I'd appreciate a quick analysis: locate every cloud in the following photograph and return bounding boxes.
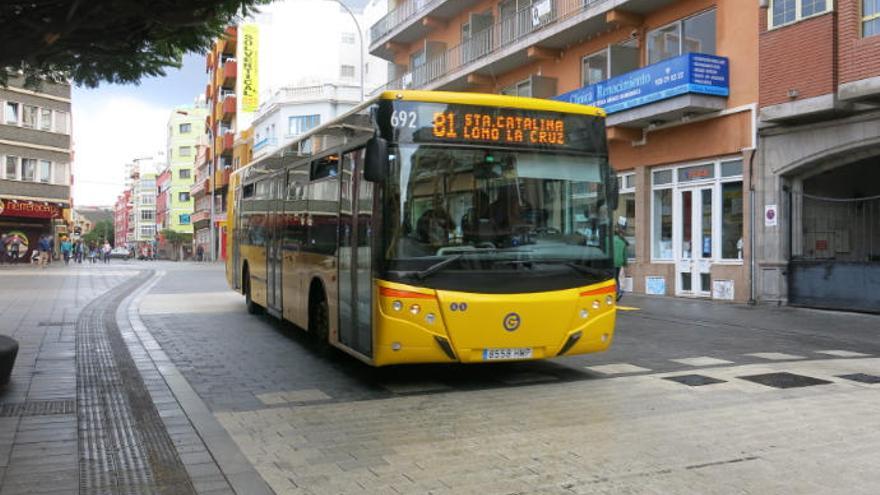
[72,95,171,206]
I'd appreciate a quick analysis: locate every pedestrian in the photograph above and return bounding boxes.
[101,241,111,264]
[38,235,51,268]
[60,237,73,265]
[613,224,629,301]
[75,240,84,263]
[196,244,204,262]
[88,243,98,264]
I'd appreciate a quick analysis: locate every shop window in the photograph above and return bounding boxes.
[653,169,673,185]
[677,163,715,183]
[721,181,744,260]
[863,0,880,37]
[770,0,828,29]
[616,173,636,259]
[21,158,36,181]
[647,9,716,64]
[652,188,673,259]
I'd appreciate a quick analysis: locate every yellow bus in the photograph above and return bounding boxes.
[226,90,619,366]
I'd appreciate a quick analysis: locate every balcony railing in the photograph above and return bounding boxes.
[370,0,435,45]
[373,0,609,94]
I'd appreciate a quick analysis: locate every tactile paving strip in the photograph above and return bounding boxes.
[76,271,196,495]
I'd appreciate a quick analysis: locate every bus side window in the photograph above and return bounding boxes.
[311,154,339,181]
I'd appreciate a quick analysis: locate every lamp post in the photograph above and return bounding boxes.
[330,0,365,101]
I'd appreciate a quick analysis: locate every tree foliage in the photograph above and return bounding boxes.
[1,0,270,87]
[82,220,114,245]
[161,229,192,245]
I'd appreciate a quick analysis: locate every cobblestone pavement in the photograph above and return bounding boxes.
[138,262,880,494]
[2,261,880,494]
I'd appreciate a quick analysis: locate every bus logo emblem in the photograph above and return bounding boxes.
[503,313,521,332]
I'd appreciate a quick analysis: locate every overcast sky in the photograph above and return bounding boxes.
[72,53,205,206]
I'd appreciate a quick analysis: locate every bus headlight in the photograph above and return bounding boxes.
[580,309,589,319]
[410,304,421,315]
[606,295,614,306]
[592,300,600,310]
[392,300,403,312]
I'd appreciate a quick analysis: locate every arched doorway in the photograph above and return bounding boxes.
[787,155,880,312]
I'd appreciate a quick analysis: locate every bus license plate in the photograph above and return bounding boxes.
[483,347,533,361]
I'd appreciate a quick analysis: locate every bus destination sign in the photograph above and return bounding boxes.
[431,111,566,146]
[382,101,605,153]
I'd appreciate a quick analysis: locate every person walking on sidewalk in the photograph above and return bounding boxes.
[613,224,629,301]
[60,237,73,265]
[37,235,51,268]
[101,241,112,264]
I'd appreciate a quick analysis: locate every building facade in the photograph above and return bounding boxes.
[0,75,72,261]
[113,189,132,248]
[190,137,212,258]
[165,104,207,234]
[369,0,757,301]
[755,0,880,312]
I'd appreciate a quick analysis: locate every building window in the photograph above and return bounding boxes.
[179,169,191,179]
[616,173,636,260]
[721,181,744,260]
[179,146,192,157]
[179,123,192,134]
[39,108,52,131]
[5,102,19,125]
[582,50,608,86]
[141,210,155,221]
[501,78,532,97]
[21,105,38,128]
[652,188,673,260]
[342,32,356,44]
[178,192,190,202]
[288,114,320,136]
[141,194,155,205]
[864,1,880,37]
[647,9,716,64]
[4,156,18,180]
[179,214,191,225]
[53,162,67,185]
[21,158,36,182]
[340,64,355,79]
[140,225,155,237]
[38,160,51,183]
[770,0,828,29]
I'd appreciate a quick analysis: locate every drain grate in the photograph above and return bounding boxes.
[663,374,726,387]
[738,372,832,389]
[837,373,880,384]
[0,399,75,417]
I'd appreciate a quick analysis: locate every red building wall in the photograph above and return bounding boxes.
[838,0,880,85]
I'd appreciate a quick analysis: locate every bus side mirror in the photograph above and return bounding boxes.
[607,175,619,211]
[364,137,388,182]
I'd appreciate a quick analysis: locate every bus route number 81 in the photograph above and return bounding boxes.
[390,110,417,129]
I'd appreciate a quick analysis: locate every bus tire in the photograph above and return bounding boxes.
[309,292,330,351]
[244,266,261,315]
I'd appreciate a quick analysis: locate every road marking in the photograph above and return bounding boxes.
[671,356,734,367]
[814,350,871,358]
[745,352,805,361]
[256,389,331,405]
[617,306,640,311]
[586,363,651,375]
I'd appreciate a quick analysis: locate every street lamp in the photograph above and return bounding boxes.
[330,0,365,101]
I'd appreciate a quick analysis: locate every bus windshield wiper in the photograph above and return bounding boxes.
[412,254,463,280]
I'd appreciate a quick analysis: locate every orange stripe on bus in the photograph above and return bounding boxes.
[379,287,436,299]
[579,285,616,297]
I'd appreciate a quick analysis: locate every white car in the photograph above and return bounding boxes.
[109,247,131,259]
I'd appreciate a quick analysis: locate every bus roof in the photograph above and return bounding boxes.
[375,90,605,118]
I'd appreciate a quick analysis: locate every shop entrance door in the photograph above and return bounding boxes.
[675,187,713,297]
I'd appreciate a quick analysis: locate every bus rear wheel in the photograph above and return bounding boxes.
[309,296,330,351]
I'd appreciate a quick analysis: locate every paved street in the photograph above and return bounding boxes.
[1,261,879,494]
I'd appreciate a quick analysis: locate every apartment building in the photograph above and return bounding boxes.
[113,189,132,248]
[369,0,758,301]
[0,75,72,261]
[164,104,207,234]
[754,0,880,312]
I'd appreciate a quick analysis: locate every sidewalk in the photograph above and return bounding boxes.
[0,264,263,495]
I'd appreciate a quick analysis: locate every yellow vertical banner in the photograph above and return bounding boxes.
[240,24,259,112]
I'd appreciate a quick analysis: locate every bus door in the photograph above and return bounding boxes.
[337,149,373,357]
[267,175,284,312]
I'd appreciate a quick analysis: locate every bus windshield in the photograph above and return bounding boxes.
[383,144,614,293]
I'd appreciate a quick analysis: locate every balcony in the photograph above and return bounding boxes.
[372,0,677,93]
[213,168,231,190]
[215,132,234,157]
[370,0,485,59]
[556,53,729,128]
[190,176,210,197]
[252,137,278,155]
[221,60,237,89]
[191,210,211,225]
[222,26,237,55]
[220,94,236,122]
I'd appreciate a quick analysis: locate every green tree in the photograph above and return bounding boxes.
[1,0,269,87]
[160,229,193,261]
[82,220,114,245]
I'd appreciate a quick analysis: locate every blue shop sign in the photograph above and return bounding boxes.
[554,53,729,114]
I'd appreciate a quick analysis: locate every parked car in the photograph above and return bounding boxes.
[109,247,131,259]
